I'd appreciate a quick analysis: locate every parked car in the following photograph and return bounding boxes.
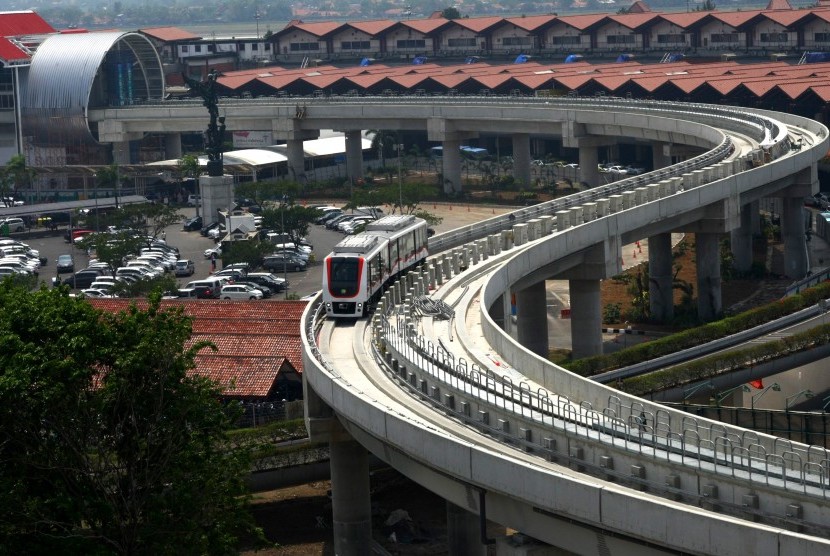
[182,215,203,231]
[245,272,288,293]
[0,217,25,233]
[204,246,222,259]
[174,259,195,276]
[79,288,114,298]
[62,269,105,289]
[262,254,307,272]
[187,194,201,207]
[56,254,74,273]
[200,221,220,236]
[220,284,263,300]
[162,288,200,300]
[232,280,273,298]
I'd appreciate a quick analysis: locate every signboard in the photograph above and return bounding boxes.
[232,131,273,148]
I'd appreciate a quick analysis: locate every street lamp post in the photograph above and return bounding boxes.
[281,195,288,299]
[751,383,781,410]
[396,143,404,212]
[683,381,714,404]
[785,389,814,411]
[715,384,751,406]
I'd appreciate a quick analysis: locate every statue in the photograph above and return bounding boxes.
[182,69,226,177]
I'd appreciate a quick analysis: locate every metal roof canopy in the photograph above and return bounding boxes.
[0,195,148,218]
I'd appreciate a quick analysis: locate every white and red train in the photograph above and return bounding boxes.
[323,214,429,318]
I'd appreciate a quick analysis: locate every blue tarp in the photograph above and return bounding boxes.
[359,58,372,67]
[668,53,685,62]
[564,54,583,63]
[804,52,830,63]
[514,54,529,64]
[413,56,428,65]
[616,54,633,62]
[465,56,480,64]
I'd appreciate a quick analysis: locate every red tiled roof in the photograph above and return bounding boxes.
[281,20,343,37]
[708,10,763,28]
[657,12,709,28]
[454,16,505,33]
[607,13,660,30]
[400,17,450,34]
[761,9,812,27]
[555,13,609,30]
[0,10,55,36]
[503,15,558,32]
[766,0,793,9]
[88,299,306,399]
[140,26,202,42]
[0,36,29,63]
[346,19,397,35]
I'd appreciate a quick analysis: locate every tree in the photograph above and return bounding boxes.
[177,154,202,215]
[96,163,124,208]
[442,6,461,19]
[693,0,716,11]
[1,154,35,201]
[76,230,148,277]
[234,179,300,211]
[0,287,259,554]
[259,202,317,244]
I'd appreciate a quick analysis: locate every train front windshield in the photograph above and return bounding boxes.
[328,257,361,297]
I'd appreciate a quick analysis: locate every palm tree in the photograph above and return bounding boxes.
[367,129,397,169]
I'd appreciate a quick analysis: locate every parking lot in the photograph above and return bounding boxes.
[13,202,514,299]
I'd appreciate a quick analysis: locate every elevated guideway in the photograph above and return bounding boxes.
[298,97,830,554]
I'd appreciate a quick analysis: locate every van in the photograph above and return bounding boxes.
[1,218,25,233]
[184,277,224,298]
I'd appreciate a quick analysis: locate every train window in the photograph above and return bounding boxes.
[328,257,361,296]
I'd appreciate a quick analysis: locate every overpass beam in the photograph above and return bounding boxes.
[330,433,372,555]
[648,233,674,323]
[731,203,755,274]
[446,502,487,556]
[345,130,364,183]
[570,279,602,359]
[165,133,182,160]
[515,280,549,358]
[512,133,531,189]
[782,195,808,279]
[696,232,722,322]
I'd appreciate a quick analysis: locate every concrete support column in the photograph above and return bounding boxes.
[652,141,671,170]
[515,280,549,358]
[749,199,761,236]
[569,279,602,359]
[165,133,182,160]
[112,141,131,165]
[443,138,462,194]
[446,502,486,556]
[345,130,364,183]
[512,133,531,189]
[287,138,306,183]
[330,437,372,555]
[578,146,599,187]
[695,232,722,322]
[782,196,808,279]
[730,203,754,274]
[648,233,674,323]
[489,293,506,330]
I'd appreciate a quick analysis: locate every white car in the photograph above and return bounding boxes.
[80,288,114,298]
[204,246,222,259]
[220,284,263,300]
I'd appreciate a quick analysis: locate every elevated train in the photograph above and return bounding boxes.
[322,215,429,318]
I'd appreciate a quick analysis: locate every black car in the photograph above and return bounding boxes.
[56,254,74,273]
[262,254,307,272]
[245,273,287,293]
[182,215,203,231]
[62,269,104,289]
[233,280,273,298]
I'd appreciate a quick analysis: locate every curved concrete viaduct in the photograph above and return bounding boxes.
[289,98,830,555]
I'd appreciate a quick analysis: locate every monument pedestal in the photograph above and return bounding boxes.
[200,174,234,226]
